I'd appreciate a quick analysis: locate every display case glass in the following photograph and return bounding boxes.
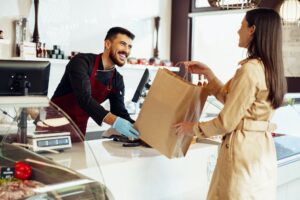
[272,93,300,165]
[0,96,112,199]
[200,93,300,163]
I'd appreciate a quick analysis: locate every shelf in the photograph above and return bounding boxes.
[123,64,179,72]
[0,57,179,71]
[0,57,69,65]
[0,96,49,107]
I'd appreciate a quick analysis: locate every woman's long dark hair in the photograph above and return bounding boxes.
[246,8,287,109]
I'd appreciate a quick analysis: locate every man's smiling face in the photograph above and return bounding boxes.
[107,33,133,66]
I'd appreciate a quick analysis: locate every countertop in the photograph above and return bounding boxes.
[45,139,219,200]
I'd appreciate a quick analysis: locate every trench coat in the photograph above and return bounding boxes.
[194,58,277,200]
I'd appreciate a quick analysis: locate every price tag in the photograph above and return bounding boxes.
[0,167,15,179]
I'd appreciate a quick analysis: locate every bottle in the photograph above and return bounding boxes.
[0,30,3,39]
[36,42,42,57]
[15,18,28,57]
[42,43,47,58]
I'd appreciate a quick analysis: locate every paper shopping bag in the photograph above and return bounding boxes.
[135,68,207,158]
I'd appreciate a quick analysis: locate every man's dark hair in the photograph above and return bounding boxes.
[105,27,135,41]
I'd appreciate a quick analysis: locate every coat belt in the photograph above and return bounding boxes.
[236,119,277,132]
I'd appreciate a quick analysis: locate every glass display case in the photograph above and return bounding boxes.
[271,93,300,165]
[0,96,113,200]
[200,94,300,163]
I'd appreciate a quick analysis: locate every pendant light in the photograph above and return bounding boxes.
[279,0,300,24]
[208,0,261,9]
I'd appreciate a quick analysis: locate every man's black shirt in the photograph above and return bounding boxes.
[52,53,133,125]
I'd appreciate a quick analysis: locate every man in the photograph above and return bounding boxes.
[51,27,139,139]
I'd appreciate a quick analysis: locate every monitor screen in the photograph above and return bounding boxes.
[132,68,150,103]
[287,77,300,93]
[0,60,50,96]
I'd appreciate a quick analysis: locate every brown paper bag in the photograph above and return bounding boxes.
[135,68,207,158]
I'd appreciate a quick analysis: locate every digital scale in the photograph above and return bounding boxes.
[27,131,72,152]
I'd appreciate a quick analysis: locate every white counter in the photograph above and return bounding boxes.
[46,139,219,200]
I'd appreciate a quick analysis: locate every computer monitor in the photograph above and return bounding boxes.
[0,60,51,96]
[0,60,50,143]
[132,68,150,103]
[287,77,300,93]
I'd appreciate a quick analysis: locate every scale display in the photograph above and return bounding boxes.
[27,132,72,152]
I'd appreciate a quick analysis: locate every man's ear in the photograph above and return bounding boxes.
[104,39,112,50]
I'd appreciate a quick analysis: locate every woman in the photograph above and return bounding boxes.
[175,8,286,200]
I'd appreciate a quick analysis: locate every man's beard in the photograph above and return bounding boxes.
[109,51,126,66]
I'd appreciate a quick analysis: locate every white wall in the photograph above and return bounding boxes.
[0,0,32,57]
[0,0,171,60]
[191,10,247,83]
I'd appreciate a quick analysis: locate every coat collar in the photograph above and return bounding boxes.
[238,57,262,66]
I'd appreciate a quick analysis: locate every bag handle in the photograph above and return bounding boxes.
[175,62,190,81]
[183,70,189,81]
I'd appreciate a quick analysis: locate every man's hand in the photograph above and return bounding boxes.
[103,112,117,125]
[112,117,139,140]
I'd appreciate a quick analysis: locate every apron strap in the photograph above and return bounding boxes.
[91,54,115,91]
[90,54,101,86]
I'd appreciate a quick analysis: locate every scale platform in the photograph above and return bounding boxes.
[27,131,72,152]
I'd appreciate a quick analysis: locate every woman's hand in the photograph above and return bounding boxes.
[174,122,195,137]
[181,61,216,82]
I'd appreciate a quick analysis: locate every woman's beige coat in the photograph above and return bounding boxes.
[194,59,277,200]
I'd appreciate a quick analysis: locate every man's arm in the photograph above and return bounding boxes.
[104,72,139,139]
[108,74,134,123]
